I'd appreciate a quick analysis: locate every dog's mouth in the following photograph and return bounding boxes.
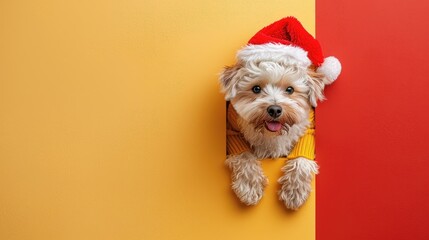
[264,121,283,132]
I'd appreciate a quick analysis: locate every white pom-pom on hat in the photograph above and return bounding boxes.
[317,56,342,85]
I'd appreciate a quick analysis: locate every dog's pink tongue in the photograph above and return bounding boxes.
[265,121,282,132]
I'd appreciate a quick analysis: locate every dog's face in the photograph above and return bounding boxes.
[221,60,326,135]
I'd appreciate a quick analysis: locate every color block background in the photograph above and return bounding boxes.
[4,1,427,239]
[316,0,429,239]
[0,1,316,240]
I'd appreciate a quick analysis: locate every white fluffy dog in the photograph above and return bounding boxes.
[219,17,341,210]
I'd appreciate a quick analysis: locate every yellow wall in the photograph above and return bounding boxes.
[0,1,315,239]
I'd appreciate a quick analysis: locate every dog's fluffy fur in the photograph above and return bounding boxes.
[220,58,331,210]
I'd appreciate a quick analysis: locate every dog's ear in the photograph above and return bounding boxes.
[219,63,241,101]
[306,68,327,107]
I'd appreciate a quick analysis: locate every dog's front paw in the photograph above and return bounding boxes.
[226,152,267,206]
[231,170,267,205]
[278,157,318,210]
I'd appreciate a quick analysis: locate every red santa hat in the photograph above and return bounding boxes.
[237,17,341,83]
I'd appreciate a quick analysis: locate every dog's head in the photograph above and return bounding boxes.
[220,57,332,135]
[220,17,341,136]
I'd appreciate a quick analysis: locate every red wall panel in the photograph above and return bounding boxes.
[316,0,429,239]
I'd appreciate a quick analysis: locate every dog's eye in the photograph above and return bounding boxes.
[252,85,262,94]
[285,86,294,95]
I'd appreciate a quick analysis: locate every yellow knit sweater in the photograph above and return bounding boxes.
[227,105,315,160]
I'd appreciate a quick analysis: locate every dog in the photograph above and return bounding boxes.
[219,17,341,210]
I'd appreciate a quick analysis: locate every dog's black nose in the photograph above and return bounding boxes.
[267,105,282,118]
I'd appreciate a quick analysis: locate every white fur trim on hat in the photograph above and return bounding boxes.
[237,43,311,68]
[317,56,341,85]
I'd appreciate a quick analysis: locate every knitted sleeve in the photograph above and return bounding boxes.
[287,109,316,160]
[226,104,251,155]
